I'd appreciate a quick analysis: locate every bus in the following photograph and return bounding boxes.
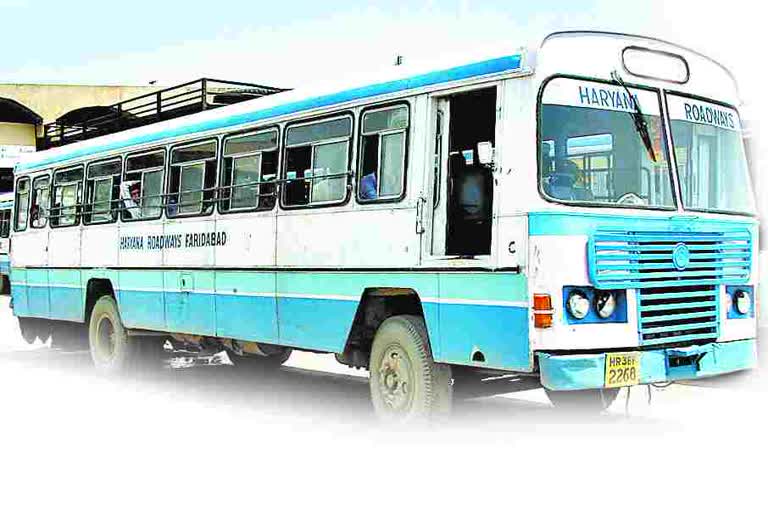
[0,193,11,294]
[8,31,760,420]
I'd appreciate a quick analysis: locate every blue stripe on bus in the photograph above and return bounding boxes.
[19,55,522,172]
[11,278,532,372]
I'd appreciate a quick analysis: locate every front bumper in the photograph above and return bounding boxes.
[538,339,757,391]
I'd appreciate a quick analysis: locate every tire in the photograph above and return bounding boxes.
[545,388,620,413]
[228,346,292,371]
[369,315,453,423]
[88,295,143,374]
[1,276,9,296]
[18,317,51,345]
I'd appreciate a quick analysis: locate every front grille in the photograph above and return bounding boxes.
[637,285,719,346]
[588,230,752,289]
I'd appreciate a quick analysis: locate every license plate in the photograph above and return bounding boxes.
[605,352,640,388]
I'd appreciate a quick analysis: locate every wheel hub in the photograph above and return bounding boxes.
[377,347,414,412]
[96,316,117,359]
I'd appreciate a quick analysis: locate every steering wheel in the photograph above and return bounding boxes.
[616,192,646,206]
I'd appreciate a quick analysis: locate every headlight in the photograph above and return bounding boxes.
[567,290,591,320]
[734,290,752,315]
[594,291,617,319]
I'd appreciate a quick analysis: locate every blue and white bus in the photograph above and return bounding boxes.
[9,31,760,420]
[0,193,11,294]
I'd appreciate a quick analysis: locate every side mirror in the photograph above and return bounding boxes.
[477,141,495,167]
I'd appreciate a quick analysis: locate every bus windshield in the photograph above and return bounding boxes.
[539,77,676,210]
[667,94,756,216]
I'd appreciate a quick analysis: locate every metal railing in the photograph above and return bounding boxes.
[42,79,290,149]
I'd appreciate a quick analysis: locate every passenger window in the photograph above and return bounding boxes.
[123,150,165,221]
[0,210,10,238]
[84,159,121,224]
[283,117,352,207]
[51,167,84,228]
[14,178,30,232]
[221,129,278,212]
[358,105,409,202]
[30,176,51,229]
[168,141,217,217]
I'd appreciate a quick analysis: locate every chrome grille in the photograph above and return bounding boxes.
[637,285,719,346]
[588,230,752,289]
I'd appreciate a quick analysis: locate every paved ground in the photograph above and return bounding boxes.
[0,295,765,511]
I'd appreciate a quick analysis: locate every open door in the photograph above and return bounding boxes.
[425,87,498,261]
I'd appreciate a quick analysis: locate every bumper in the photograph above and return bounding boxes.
[539,339,757,391]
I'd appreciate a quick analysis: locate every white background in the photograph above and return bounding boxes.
[1,1,767,510]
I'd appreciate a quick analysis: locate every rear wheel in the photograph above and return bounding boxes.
[369,315,452,423]
[18,317,51,345]
[88,295,155,374]
[545,388,620,413]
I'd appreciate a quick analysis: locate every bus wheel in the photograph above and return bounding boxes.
[369,315,452,422]
[545,388,620,413]
[228,346,292,371]
[88,295,139,374]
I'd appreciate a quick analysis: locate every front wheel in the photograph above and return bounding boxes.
[369,315,452,423]
[545,388,620,413]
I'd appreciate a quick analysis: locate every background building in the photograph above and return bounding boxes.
[0,83,160,192]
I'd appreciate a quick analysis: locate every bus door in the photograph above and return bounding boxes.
[14,174,52,317]
[424,87,498,262]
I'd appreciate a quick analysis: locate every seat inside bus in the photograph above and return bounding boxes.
[445,88,496,257]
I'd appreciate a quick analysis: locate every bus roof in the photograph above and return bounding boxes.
[16,52,526,173]
[15,30,741,175]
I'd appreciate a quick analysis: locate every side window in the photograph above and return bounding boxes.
[0,210,10,238]
[283,116,352,207]
[123,150,166,221]
[14,178,30,232]
[51,167,84,228]
[84,159,121,224]
[220,128,278,213]
[30,175,51,229]
[358,105,409,202]
[167,141,217,217]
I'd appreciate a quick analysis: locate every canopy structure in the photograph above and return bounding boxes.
[0,97,42,125]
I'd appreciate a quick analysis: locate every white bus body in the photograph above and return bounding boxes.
[8,31,760,414]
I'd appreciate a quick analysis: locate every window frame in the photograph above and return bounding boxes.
[30,173,51,230]
[663,90,756,218]
[280,112,355,210]
[166,138,219,219]
[536,74,678,213]
[356,102,411,205]
[50,165,85,229]
[13,176,31,233]
[84,156,122,226]
[121,147,168,223]
[0,209,10,238]
[219,126,280,215]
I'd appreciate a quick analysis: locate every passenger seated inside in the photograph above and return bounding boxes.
[544,159,592,202]
[360,172,377,200]
[120,181,142,219]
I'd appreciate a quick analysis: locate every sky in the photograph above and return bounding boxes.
[0,1,761,99]
[1,0,765,198]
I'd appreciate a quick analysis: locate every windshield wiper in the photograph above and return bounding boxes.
[611,71,657,163]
